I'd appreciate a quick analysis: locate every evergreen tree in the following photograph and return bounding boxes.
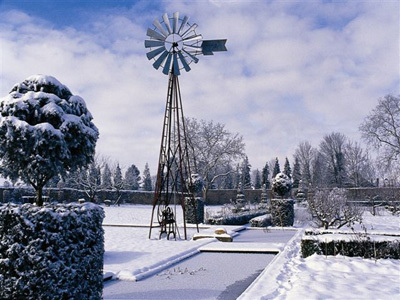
[292,157,301,189]
[142,163,153,191]
[124,164,140,190]
[235,163,241,189]
[241,156,252,189]
[312,152,324,188]
[254,169,262,189]
[102,163,112,190]
[272,157,280,178]
[0,75,98,206]
[113,164,123,189]
[284,157,292,178]
[262,162,270,188]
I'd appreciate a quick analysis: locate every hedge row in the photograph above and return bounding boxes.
[0,203,104,299]
[206,210,268,225]
[301,236,400,259]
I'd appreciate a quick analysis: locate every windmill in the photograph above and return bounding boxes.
[146,12,227,240]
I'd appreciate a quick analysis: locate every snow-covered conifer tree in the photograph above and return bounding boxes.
[142,163,152,191]
[241,156,252,189]
[283,157,291,178]
[292,157,301,189]
[254,169,262,189]
[272,157,281,178]
[102,163,112,190]
[0,75,98,205]
[262,162,270,188]
[124,164,140,190]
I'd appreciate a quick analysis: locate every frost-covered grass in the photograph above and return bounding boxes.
[103,204,400,299]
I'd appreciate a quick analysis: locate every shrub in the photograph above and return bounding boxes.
[270,199,294,226]
[307,188,362,229]
[0,203,104,299]
[272,173,292,198]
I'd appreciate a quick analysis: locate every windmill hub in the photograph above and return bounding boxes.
[165,34,183,52]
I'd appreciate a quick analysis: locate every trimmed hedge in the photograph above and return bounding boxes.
[301,236,400,259]
[250,214,272,227]
[270,199,294,227]
[206,210,267,225]
[0,203,104,299]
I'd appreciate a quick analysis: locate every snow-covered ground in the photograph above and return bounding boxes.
[103,204,400,299]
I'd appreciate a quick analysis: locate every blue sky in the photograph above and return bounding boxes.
[0,0,399,175]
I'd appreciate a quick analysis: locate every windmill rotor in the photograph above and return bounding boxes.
[145,12,227,75]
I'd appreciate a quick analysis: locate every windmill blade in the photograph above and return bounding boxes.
[153,50,169,69]
[183,44,202,51]
[147,28,166,41]
[153,19,168,37]
[173,53,181,76]
[163,53,173,75]
[181,23,198,38]
[173,12,179,33]
[182,49,199,63]
[145,40,164,48]
[162,13,172,34]
[182,34,203,43]
[178,15,189,34]
[178,51,191,72]
[146,46,166,60]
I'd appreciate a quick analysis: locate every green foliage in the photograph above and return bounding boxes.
[0,203,104,299]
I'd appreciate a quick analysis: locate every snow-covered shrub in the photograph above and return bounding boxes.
[307,188,363,229]
[250,214,272,227]
[185,197,204,224]
[301,235,400,259]
[206,210,267,225]
[270,199,294,226]
[0,75,99,206]
[272,173,292,198]
[0,203,104,299]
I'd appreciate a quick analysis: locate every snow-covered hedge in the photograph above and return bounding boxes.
[301,233,400,259]
[206,210,267,225]
[270,199,294,227]
[0,203,104,299]
[250,214,272,227]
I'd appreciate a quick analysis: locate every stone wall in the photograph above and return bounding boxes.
[1,187,399,206]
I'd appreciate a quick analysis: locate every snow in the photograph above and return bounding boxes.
[103,205,400,299]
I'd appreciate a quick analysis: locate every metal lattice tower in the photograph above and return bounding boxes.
[145,12,227,240]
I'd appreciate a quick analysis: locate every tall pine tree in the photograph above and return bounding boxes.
[292,156,301,189]
[254,169,262,189]
[102,163,112,190]
[124,164,140,190]
[262,162,270,188]
[142,163,152,191]
[283,157,291,178]
[272,157,280,178]
[241,156,252,189]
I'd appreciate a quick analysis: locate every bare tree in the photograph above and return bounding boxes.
[308,188,363,229]
[360,95,400,170]
[319,132,347,187]
[294,141,315,186]
[345,141,375,187]
[185,118,245,201]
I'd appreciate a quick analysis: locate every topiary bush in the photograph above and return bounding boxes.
[0,202,104,299]
[272,173,292,198]
[270,199,294,226]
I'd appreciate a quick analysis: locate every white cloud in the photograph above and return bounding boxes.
[0,1,399,175]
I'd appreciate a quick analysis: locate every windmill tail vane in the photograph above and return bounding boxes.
[145,12,227,76]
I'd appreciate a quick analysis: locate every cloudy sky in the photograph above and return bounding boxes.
[0,0,399,175]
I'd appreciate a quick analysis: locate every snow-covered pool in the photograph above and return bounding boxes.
[104,227,297,299]
[104,252,275,300]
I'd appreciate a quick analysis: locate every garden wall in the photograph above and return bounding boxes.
[1,187,399,206]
